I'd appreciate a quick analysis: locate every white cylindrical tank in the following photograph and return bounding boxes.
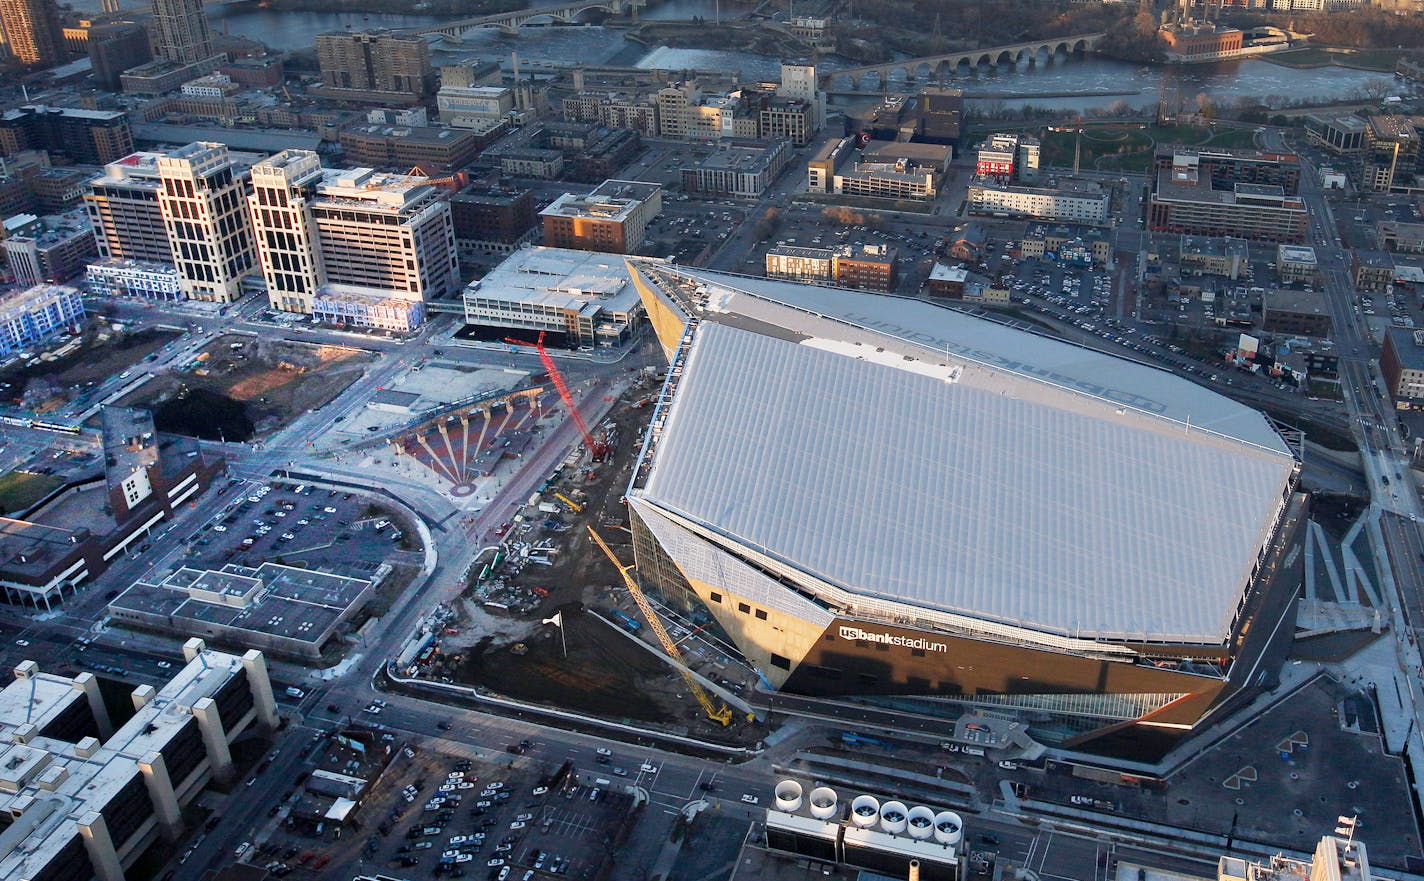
[933,811,963,846]
[850,794,880,826]
[808,786,838,820]
[907,806,935,840]
[774,780,803,812]
[880,800,908,835]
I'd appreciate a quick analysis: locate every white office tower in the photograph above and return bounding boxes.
[247,149,459,330]
[156,142,256,303]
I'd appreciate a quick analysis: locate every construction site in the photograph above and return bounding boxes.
[383,338,761,743]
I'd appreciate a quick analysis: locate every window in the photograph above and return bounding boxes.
[770,654,791,670]
[737,602,750,614]
[754,609,768,621]
[708,592,722,604]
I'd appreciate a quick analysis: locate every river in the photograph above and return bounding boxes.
[68,0,1394,111]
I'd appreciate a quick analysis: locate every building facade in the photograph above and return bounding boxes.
[85,259,185,301]
[1,211,95,285]
[87,22,152,92]
[449,182,538,259]
[681,139,792,198]
[151,0,213,64]
[248,149,458,320]
[967,183,1110,224]
[0,283,83,356]
[0,645,278,881]
[85,152,175,267]
[316,30,433,103]
[0,0,65,67]
[338,122,490,176]
[0,106,133,166]
[540,179,662,255]
[156,142,256,303]
[1382,325,1424,404]
[1262,289,1331,337]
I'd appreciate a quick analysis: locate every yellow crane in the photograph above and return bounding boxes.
[587,527,733,727]
[555,492,583,513]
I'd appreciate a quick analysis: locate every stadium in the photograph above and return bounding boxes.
[624,263,1307,757]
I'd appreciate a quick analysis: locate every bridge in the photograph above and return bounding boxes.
[407,0,648,38]
[822,33,1107,91]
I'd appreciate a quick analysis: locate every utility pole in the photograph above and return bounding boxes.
[1073,129,1082,175]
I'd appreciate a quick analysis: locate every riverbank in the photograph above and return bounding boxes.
[1261,46,1417,72]
[265,0,514,14]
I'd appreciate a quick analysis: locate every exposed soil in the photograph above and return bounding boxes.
[117,334,373,439]
[0,327,179,409]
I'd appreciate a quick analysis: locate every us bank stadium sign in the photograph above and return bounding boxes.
[839,626,948,653]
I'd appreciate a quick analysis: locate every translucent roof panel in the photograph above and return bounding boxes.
[639,319,1297,645]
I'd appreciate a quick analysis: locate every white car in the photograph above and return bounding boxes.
[213,524,227,532]
[532,786,548,796]
[509,821,526,830]
[156,661,172,669]
[596,747,612,757]
[640,763,657,774]
[741,794,759,805]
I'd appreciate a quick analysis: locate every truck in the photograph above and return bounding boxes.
[609,610,641,633]
[537,502,561,514]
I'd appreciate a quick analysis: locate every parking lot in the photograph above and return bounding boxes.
[314,742,635,881]
[186,480,417,575]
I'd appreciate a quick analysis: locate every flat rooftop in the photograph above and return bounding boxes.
[465,247,649,316]
[693,141,786,173]
[1387,324,1424,371]
[628,265,1297,645]
[1264,288,1328,316]
[112,562,374,646]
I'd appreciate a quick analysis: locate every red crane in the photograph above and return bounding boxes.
[506,332,609,460]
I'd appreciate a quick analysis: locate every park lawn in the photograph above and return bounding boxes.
[1268,47,1412,71]
[0,470,63,515]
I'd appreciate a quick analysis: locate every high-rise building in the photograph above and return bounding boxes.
[0,0,64,68]
[248,149,458,324]
[315,30,433,102]
[156,142,255,303]
[1364,115,1421,193]
[87,22,152,91]
[151,0,213,65]
[84,151,175,266]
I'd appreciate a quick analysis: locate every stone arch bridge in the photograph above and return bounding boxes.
[824,33,1107,91]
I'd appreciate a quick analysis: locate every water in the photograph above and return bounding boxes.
[67,0,1390,111]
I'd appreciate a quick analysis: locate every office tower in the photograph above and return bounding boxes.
[88,22,152,91]
[248,149,458,326]
[917,87,964,147]
[0,0,64,67]
[315,30,433,102]
[151,0,213,64]
[85,151,176,265]
[155,142,255,303]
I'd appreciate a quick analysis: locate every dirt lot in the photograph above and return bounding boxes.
[0,326,179,410]
[443,371,757,742]
[117,334,373,440]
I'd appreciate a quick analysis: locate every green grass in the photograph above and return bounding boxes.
[1039,124,1254,173]
[0,471,63,515]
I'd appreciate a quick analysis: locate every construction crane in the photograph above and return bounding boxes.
[586,526,733,727]
[506,333,610,460]
[555,492,583,513]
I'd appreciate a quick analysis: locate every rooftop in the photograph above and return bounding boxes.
[101,406,159,491]
[692,140,788,173]
[341,123,475,145]
[112,562,375,646]
[628,265,1297,645]
[1180,234,1250,257]
[1277,244,1318,264]
[540,180,660,223]
[862,140,953,166]
[1263,288,1328,316]
[1386,325,1424,371]
[465,247,652,317]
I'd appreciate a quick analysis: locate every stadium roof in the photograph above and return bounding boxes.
[628,265,1297,645]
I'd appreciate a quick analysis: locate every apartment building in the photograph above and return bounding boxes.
[87,22,152,91]
[0,0,65,67]
[541,179,662,255]
[0,105,133,165]
[1378,220,1424,254]
[1276,244,1319,284]
[764,242,898,291]
[156,142,256,303]
[85,152,175,266]
[1020,223,1113,267]
[151,0,214,64]
[1354,250,1396,292]
[967,182,1110,224]
[248,149,458,326]
[1179,235,1250,279]
[0,283,83,356]
[681,139,792,197]
[765,245,834,283]
[0,645,277,881]
[1,211,96,285]
[562,90,659,137]
[1262,289,1330,337]
[315,30,434,103]
[85,259,185,300]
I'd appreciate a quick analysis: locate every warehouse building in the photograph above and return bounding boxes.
[625,263,1305,756]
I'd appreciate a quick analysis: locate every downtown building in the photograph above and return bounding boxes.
[315,29,434,104]
[1149,149,1307,244]
[967,181,1109,224]
[540,179,662,255]
[248,149,458,330]
[625,264,1305,757]
[0,0,64,67]
[0,106,133,166]
[0,643,278,881]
